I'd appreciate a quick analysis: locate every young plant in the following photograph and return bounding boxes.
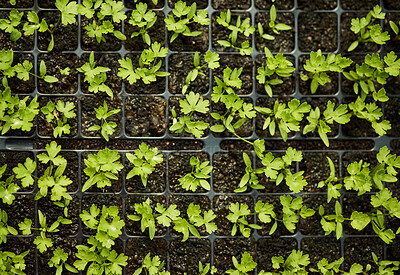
[41,100,76,138]
[0,164,19,205]
[178,156,212,192]
[348,5,390,51]
[389,19,400,41]
[0,86,39,135]
[118,41,169,85]
[35,141,73,202]
[133,252,170,275]
[164,1,209,43]
[319,201,345,240]
[343,52,400,100]
[48,247,78,275]
[170,91,210,138]
[76,204,127,274]
[256,47,295,97]
[126,143,163,187]
[197,262,217,275]
[0,209,18,244]
[0,0,79,51]
[303,101,351,147]
[210,67,257,138]
[88,101,121,142]
[78,0,127,43]
[19,210,68,253]
[128,2,157,46]
[348,97,391,136]
[234,152,264,193]
[181,51,220,95]
[0,250,29,274]
[225,252,257,275]
[257,4,291,41]
[300,50,353,94]
[216,10,255,55]
[255,98,311,141]
[267,250,310,275]
[77,51,113,98]
[82,148,124,192]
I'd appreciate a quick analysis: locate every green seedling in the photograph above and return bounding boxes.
[216,10,255,55]
[41,100,76,138]
[226,252,257,275]
[165,0,209,43]
[133,253,170,275]
[128,2,157,45]
[257,4,291,41]
[48,247,78,275]
[178,156,212,192]
[88,101,121,142]
[0,250,29,274]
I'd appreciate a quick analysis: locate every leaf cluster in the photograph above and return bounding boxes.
[216,10,255,55]
[83,148,124,192]
[256,47,295,97]
[134,252,170,275]
[126,142,163,187]
[257,4,291,41]
[0,250,29,275]
[88,101,121,142]
[41,100,76,138]
[178,156,212,192]
[164,0,209,43]
[128,2,157,45]
[118,41,169,85]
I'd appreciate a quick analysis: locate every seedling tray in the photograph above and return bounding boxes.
[1,0,400,274]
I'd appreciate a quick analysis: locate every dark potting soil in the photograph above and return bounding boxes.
[124,11,166,52]
[2,194,34,229]
[298,0,337,10]
[80,53,122,98]
[255,0,293,10]
[124,152,166,193]
[341,0,379,10]
[124,195,166,237]
[384,13,400,53]
[299,194,334,236]
[81,151,123,193]
[212,0,250,10]
[255,55,295,96]
[0,151,34,192]
[81,18,122,51]
[125,96,167,137]
[387,237,400,261]
[37,96,78,138]
[169,239,211,274]
[81,95,123,139]
[256,237,297,271]
[212,152,247,193]
[37,0,56,8]
[300,152,339,192]
[123,53,166,94]
[343,237,384,272]
[169,0,208,9]
[212,12,252,54]
[299,55,339,95]
[384,0,400,10]
[385,75,400,95]
[255,12,295,53]
[301,237,341,266]
[385,97,400,137]
[168,53,209,95]
[168,21,208,52]
[212,195,253,236]
[0,12,34,51]
[298,12,338,52]
[37,53,79,95]
[169,195,211,237]
[214,238,256,273]
[125,238,168,274]
[341,12,379,53]
[3,0,33,7]
[168,152,209,193]
[37,10,78,52]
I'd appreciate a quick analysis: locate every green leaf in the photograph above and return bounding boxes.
[350,211,371,231]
